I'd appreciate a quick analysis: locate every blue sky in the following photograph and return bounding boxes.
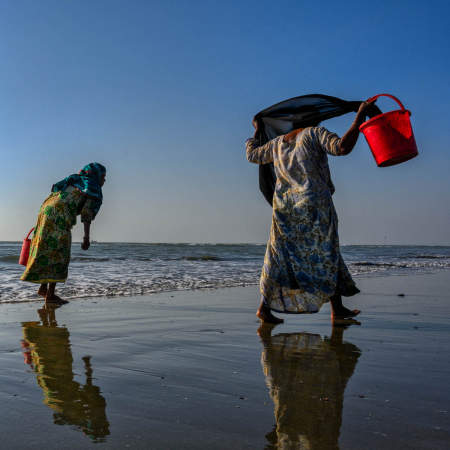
[1,0,449,244]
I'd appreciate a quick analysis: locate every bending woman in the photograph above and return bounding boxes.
[246,101,374,323]
[21,163,106,304]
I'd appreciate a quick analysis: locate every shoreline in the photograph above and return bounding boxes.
[0,271,449,449]
[3,243,449,304]
[2,267,450,305]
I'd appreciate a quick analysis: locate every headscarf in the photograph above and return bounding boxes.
[253,94,381,205]
[52,163,106,217]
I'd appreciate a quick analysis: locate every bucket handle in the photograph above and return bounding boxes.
[367,93,406,111]
[25,227,35,240]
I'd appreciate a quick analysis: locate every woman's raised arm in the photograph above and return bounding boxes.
[338,100,376,155]
[246,138,277,164]
[246,118,276,164]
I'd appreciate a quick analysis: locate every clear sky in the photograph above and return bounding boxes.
[1,0,449,244]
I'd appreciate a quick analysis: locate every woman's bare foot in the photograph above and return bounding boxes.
[45,294,68,305]
[256,303,284,324]
[332,318,361,327]
[331,306,361,320]
[38,284,48,298]
[44,282,67,305]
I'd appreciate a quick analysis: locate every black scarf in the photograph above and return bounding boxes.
[253,94,380,205]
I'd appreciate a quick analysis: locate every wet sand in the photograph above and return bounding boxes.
[0,271,449,449]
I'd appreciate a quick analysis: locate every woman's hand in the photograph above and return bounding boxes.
[81,236,90,251]
[252,117,262,139]
[339,99,377,155]
[355,99,377,124]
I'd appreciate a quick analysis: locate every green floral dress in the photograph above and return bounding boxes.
[21,318,110,441]
[21,187,96,284]
[246,127,359,314]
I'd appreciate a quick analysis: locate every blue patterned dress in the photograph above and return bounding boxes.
[246,127,359,314]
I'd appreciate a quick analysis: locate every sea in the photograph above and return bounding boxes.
[1,242,449,303]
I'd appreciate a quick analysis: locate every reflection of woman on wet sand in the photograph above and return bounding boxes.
[21,306,110,442]
[258,325,361,449]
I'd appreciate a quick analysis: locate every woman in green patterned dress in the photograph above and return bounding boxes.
[21,163,106,304]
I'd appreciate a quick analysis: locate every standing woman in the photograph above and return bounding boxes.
[246,101,374,323]
[21,163,106,304]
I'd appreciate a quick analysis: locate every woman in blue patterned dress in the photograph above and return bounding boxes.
[246,101,375,323]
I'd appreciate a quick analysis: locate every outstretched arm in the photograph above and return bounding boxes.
[81,222,91,250]
[80,197,99,250]
[339,100,376,155]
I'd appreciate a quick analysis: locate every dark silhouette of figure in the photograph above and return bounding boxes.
[258,323,361,449]
[21,305,110,442]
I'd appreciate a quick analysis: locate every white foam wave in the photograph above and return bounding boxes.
[1,243,449,303]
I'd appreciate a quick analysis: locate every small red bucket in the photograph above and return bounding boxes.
[19,228,35,266]
[359,94,418,167]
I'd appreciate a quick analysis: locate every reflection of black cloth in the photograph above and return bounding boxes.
[254,94,380,205]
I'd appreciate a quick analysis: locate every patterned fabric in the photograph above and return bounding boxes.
[246,126,359,314]
[52,163,106,218]
[252,93,381,205]
[21,187,97,284]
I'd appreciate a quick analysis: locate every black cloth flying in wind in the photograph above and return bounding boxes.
[253,94,380,205]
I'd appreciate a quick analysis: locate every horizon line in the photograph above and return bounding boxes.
[1,241,450,247]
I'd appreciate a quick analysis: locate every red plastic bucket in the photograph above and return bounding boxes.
[19,228,35,266]
[359,94,418,167]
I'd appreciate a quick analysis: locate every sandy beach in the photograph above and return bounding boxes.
[0,271,449,449]
[2,1,448,449]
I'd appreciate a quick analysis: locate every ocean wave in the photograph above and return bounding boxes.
[0,273,259,303]
[352,261,450,269]
[413,255,449,259]
[182,256,222,261]
[0,255,19,263]
[353,262,408,268]
[48,255,226,263]
[1,243,450,303]
[71,257,111,262]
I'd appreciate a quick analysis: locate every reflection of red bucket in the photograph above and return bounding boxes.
[19,228,35,266]
[359,94,418,167]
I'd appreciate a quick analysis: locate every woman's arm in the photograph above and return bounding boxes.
[338,100,376,155]
[246,118,276,164]
[81,222,90,250]
[80,198,97,251]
